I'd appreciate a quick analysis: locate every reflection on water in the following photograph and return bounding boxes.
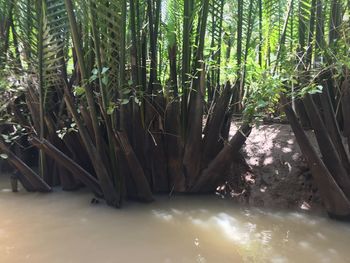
[0,175,350,263]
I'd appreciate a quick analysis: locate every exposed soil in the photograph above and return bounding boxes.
[228,123,324,213]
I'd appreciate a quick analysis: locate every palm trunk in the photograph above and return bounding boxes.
[282,97,350,219]
[303,94,350,198]
[0,140,51,192]
[64,0,119,206]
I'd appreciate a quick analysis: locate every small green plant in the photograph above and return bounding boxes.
[243,68,285,121]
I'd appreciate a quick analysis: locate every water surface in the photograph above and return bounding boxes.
[0,175,349,263]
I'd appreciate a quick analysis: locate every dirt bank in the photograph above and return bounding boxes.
[229,123,324,213]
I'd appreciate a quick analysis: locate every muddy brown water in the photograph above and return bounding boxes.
[0,175,350,263]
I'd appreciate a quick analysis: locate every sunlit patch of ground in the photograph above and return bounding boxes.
[229,123,324,212]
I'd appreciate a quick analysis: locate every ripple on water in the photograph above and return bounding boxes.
[0,175,350,263]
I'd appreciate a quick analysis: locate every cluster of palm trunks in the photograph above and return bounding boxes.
[0,76,250,206]
[0,0,251,209]
[282,70,350,221]
[1,0,350,222]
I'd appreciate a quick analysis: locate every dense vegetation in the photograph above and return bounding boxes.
[1,0,350,220]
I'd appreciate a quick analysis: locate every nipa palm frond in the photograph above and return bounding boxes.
[89,0,123,93]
